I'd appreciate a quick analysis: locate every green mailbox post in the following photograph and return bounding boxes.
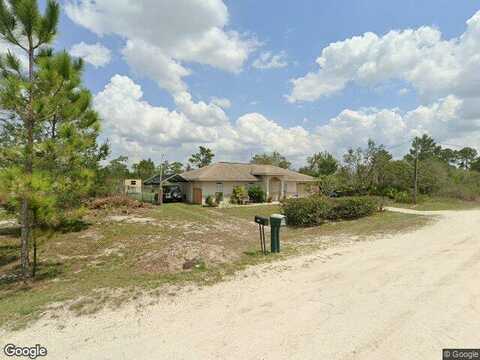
[269,214,285,253]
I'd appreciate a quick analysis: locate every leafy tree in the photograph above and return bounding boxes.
[406,134,441,161]
[165,161,183,176]
[156,160,184,178]
[439,148,458,166]
[132,158,156,180]
[364,140,392,190]
[299,151,338,177]
[94,156,129,195]
[339,147,366,191]
[457,147,478,169]
[250,151,291,169]
[189,146,214,168]
[471,158,480,173]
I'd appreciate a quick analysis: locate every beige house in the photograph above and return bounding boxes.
[175,162,315,205]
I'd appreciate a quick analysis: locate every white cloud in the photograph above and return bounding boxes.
[121,39,190,94]
[253,51,288,69]
[70,42,111,68]
[96,76,480,166]
[210,97,231,109]
[65,0,257,92]
[288,10,480,103]
[173,91,228,126]
[95,75,317,164]
[66,0,259,140]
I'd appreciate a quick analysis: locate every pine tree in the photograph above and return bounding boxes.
[0,0,106,278]
[0,0,60,278]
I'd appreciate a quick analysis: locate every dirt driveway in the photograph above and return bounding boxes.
[2,208,480,360]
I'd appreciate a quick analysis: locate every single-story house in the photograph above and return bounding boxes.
[144,162,316,205]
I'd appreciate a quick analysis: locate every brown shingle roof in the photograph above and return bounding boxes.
[180,162,315,182]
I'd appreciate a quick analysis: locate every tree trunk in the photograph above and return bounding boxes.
[32,236,37,278]
[20,199,30,279]
[20,44,35,279]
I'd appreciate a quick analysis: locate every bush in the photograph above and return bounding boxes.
[281,196,331,226]
[215,192,224,204]
[206,195,217,207]
[282,195,379,227]
[248,186,266,203]
[231,186,248,204]
[393,190,413,204]
[327,197,378,220]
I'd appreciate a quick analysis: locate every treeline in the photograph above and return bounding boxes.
[96,148,294,195]
[100,135,480,203]
[298,135,480,202]
[94,146,215,195]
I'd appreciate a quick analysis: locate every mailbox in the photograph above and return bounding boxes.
[254,216,269,226]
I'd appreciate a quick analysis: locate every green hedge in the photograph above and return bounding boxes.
[248,185,266,203]
[282,196,379,226]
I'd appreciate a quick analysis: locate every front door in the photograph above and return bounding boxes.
[193,188,202,204]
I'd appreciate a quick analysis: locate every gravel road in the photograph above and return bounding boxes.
[2,208,480,360]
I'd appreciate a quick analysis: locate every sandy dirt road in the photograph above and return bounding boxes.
[2,208,480,360]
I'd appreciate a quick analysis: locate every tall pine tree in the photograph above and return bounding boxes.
[0,0,106,278]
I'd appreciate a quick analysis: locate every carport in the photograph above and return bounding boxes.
[143,174,189,202]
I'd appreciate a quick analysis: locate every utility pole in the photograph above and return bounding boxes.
[158,153,165,206]
[413,147,419,205]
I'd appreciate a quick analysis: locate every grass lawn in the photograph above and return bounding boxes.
[387,197,480,211]
[215,204,281,220]
[0,202,430,329]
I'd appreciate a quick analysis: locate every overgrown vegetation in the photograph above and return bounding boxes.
[301,136,480,205]
[282,196,379,226]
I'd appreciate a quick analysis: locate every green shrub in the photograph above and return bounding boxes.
[248,186,266,203]
[215,192,224,204]
[206,195,217,207]
[231,186,248,204]
[393,190,413,204]
[327,197,378,220]
[281,196,331,226]
[282,195,379,227]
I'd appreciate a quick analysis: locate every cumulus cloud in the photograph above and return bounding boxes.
[315,96,468,157]
[288,10,480,103]
[66,0,260,140]
[121,39,190,94]
[253,51,288,69]
[173,91,228,126]
[65,0,257,91]
[70,42,111,67]
[95,75,480,165]
[95,75,317,163]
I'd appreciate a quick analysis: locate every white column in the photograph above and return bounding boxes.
[280,179,285,199]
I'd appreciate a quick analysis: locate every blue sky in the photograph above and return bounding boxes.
[50,1,480,166]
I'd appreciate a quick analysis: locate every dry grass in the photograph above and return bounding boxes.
[0,203,430,329]
[387,197,480,211]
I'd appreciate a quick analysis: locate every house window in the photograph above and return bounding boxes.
[216,183,224,193]
[131,180,137,185]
